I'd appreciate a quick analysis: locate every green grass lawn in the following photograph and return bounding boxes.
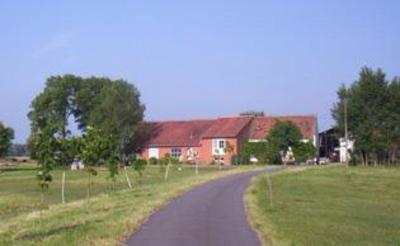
[246,165,400,246]
[0,162,256,245]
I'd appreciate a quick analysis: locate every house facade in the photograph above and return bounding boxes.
[140,115,318,165]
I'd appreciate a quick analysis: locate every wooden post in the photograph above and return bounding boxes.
[61,171,66,204]
[164,160,171,180]
[344,98,349,166]
[266,174,273,208]
[124,165,132,189]
[87,172,90,200]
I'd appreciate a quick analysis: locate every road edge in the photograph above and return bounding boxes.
[122,166,264,245]
[243,166,316,246]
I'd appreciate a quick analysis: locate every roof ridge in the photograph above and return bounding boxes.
[265,114,317,118]
[146,119,215,123]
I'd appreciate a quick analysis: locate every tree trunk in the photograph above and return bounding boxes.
[124,165,132,189]
[61,171,66,204]
[361,151,366,166]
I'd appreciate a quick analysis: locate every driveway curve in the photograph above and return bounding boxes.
[126,166,284,246]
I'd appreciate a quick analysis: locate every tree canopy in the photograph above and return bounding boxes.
[331,67,400,165]
[0,122,14,157]
[28,75,146,162]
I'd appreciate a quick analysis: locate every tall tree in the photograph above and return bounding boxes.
[86,80,145,162]
[332,67,395,165]
[0,122,14,157]
[387,77,400,163]
[28,75,146,163]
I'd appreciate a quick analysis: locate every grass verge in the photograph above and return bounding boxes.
[245,165,400,246]
[0,164,256,245]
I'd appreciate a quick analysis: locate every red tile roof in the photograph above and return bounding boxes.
[143,120,214,147]
[142,115,317,148]
[201,117,252,138]
[248,116,317,140]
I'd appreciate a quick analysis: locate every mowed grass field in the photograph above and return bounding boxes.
[0,162,255,245]
[246,165,400,246]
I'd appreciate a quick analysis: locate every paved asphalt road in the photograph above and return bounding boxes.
[126,166,284,246]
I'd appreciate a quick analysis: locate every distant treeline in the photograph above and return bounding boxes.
[7,144,28,157]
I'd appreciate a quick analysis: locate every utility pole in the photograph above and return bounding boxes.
[344,98,349,164]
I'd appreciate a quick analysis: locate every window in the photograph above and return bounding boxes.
[170,148,182,159]
[212,139,226,155]
[219,140,225,149]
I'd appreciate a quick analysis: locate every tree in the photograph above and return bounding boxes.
[0,122,14,157]
[293,142,316,163]
[8,144,28,157]
[85,80,146,185]
[34,129,58,203]
[86,80,145,144]
[133,159,146,177]
[163,153,172,180]
[331,67,395,165]
[264,143,282,164]
[28,75,146,198]
[387,77,400,164]
[81,127,115,198]
[28,75,146,163]
[59,136,82,203]
[265,121,303,164]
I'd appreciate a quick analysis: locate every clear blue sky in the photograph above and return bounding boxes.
[1,1,400,143]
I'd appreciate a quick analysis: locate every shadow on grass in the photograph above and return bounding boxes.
[0,167,38,172]
[15,218,104,242]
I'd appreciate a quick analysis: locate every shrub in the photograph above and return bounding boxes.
[293,142,316,163]
[148,157,158,165]
[133,159,146,176]
[170,157,180,164]
[240,141,268,164]
[230,155,240,165]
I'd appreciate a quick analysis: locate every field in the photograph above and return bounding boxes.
[246,165,400,245]
[0,162,255,245]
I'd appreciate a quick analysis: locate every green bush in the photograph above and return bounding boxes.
[264,143,282,164]
[133,159,146,176]
[148,157,158,165]
[240,141,268,164]
[170,157,180,164]
[293,142,316,163]
[230,155,240,165]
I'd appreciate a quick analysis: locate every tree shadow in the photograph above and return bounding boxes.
[15,218,104,242]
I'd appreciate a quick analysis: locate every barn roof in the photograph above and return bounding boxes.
[248,116,317,140]
[142,115,317,147]
[143,120,214,147]
[201,117,252,138]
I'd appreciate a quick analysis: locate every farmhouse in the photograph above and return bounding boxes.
[140,115,318,165]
